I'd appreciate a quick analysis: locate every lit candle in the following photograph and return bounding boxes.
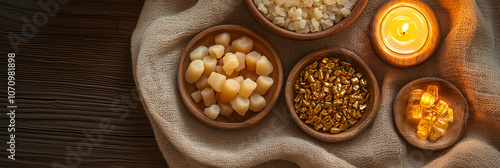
[381,6,428,54]
[369,0,440,68]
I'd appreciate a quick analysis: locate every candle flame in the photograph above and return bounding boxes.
[402,23,409,35]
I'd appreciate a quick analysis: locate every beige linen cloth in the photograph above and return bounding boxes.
[131,0,500,167]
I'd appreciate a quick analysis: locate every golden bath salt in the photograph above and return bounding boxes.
[231,36,253,54]
[204,104,220,120]
[215,32,231,47]
[185,60,204,83]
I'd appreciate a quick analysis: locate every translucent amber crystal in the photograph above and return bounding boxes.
[433,100,448,115]
[428,127,442,142]
[417,120,432,140]
[410,89,424,102]
[427,85,439,99]
[410,105,422,119]
[443,108,454,122]
[420,92,436,108]
[421,110,435,121]
[433,117,448,133]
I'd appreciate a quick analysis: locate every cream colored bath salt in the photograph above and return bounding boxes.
[220,79,241,103]
[185,60,204,83]
[190,46,208,61]
[191,90,202,103]
[218,102,233,117]
[201,87,216,106]
[239,78,257,98]
[202,56,217,77]
[231,95,250,116]
[249,93,266,112]
[255,56,273,76]
[231,36,253,54]
[204,104,220,120]
[255,75,274,95]
[215,32,231,47]
[195,76,209,90]
[245,51,261,71]
[222,53,239,75]
[208,44,225,58]
[207,72,226,92]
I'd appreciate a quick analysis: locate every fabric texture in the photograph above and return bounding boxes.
[131,0,500,167]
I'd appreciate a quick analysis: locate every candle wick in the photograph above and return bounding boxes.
[403,32,405,35]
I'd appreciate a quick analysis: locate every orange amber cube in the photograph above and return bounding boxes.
[410,89,424,101]
[420,92,436,108]
[433,117,449,133]
[417,120,432,140]
[421,110,435,121]
[433,100,449,115]
[410,105,422,119]
[428,126,442,142]
[443,108,454,122]
[427,85,439,99]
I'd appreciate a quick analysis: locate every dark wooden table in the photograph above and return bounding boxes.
[0,0,167,167]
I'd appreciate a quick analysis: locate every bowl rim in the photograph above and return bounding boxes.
[392,77,469,150]
[244,0,369,40]
[177,24,283,130]
[284,48,380,142]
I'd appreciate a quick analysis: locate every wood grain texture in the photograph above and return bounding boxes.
[284,48,380,143]
[0,0,167,167]
[178,25,283,130]
[244,0,368,40]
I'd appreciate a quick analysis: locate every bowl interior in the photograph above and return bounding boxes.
[178,25,283,130]
[393,77,468,150]
[285,48,380,142]
[244,0,369,40]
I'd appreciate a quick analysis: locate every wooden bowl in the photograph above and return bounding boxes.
[285,48,380,142]
[393,77,468,150]
[244,0,368,40]
[177,25,283,130]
